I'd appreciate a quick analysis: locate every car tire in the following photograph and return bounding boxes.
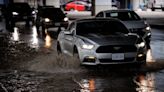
[25,19,30,27]
[57,42,62,54]
[5,20,15,32]
[162,8,164,11]
[70,8,75,11]
[74,47,80,60]
[41,25,46,37]
[151,8,155,11]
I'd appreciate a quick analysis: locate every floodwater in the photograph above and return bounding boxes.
[0,24,164,92]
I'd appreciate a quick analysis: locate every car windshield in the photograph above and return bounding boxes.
[76,20,129,36]
[105,11,141,21]
[41,8,65,18]
[11,3,31,11]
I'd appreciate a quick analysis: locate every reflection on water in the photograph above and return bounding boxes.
[30,26,39,49]
[44,29,52,48]
[77,73,156,92]
[79,79,95,92]
[147,49,155,62]
[11,27,19,41]
[135,73,155,92]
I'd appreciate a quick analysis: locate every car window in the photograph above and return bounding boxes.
[106,11,141,21]
[40,8,65,18]
[76,20,129,36]
[76,1,87,5]
[10,3,31,11]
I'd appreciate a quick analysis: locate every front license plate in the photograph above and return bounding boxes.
[112,53,124,60]
[55,23,60,26]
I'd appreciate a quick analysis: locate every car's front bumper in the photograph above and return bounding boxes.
[78,47,147,65]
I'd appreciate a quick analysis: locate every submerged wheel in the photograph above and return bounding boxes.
[41,26,46,37]
[73,47,80,62]
[57,42,62,54]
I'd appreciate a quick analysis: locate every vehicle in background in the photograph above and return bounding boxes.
[62,1,91,11]
[57,18,147,65]
[4,2,35,31]
[147,0,164,11]
[36,6,69,37]
[96,9,151,49]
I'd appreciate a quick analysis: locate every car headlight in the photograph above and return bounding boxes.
[12,12,19,15]
[146,26,151,31]
[137,42,145,48]
[64,17,69,21]
[82,44,94,49]
[32,11,36,15]
[45,18,50,22]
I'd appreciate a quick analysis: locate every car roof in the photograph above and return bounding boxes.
[75,18,122,23]
[101,9,134,13]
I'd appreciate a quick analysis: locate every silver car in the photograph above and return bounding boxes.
[57,18,147,65]
[96,9,151,49]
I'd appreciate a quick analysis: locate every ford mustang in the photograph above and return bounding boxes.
[57,18,147,65]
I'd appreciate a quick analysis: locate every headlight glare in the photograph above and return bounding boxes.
[137,42,145,48]
[64,17,69,21]
[82,44,94,49]
[12,12,18,15]
[146,26,151,31]
[45,18,50,22]
[32,11,36,14]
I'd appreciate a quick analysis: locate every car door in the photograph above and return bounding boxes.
[62,22,75,55]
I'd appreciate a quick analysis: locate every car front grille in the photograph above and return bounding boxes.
[96,45,137,53]
[99,58,135,63]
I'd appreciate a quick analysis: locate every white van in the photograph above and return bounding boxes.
[147,0,164,11]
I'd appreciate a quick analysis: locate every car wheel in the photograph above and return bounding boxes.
[57,42,62,54]
[25,19,30,27]
[73,47,83,66]
[74,47,80,60]
[162,8,164,11]
[36,25,40,35]
[151,8,155,11]
[41,26,46,37]
[146,44,151,49]
[57,27,61,35]
[5,20,15,32]
[70,8,75,11]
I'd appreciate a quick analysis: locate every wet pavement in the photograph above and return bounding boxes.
[0,11,164,92]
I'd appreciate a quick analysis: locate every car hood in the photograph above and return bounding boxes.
[122,20,146,29]
[12,9,31,15]
[79,34,138,45]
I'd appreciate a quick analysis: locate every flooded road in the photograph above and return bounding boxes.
[1,20,164,92]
